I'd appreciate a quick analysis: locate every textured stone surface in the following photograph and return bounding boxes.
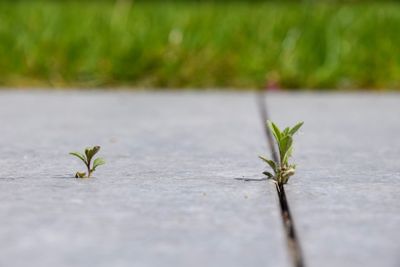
[265,93,400,267]
[0,91,289,267]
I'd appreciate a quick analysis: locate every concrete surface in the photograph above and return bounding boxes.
[266,93,400,267]
[0,91,289,267]
[1,91,399,267]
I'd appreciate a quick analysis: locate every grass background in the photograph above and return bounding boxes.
[1,0,400,90]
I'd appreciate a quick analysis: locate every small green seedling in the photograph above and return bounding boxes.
[70,146,105,178]
[259,120,303,186]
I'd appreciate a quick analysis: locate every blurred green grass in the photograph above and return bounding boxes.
[1,1,400,89]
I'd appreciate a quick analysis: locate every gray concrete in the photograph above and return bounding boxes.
[266,93,400,267]
[0,91,289,267]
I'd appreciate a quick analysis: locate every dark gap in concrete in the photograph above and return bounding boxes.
[257,92,279,163]
[276,183,304,267]
[256,92,305,267]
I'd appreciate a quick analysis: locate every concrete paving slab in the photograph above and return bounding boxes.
[265,93,400,267]
[0,91,289,267]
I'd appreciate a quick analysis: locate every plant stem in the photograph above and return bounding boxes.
[87,162,91,178]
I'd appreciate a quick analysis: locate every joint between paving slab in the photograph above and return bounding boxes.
[256,92,305,267]
[275,184,304,267]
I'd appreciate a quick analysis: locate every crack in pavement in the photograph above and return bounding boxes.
[256,92,305,267]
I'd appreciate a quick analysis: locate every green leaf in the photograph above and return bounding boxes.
[283,127,290,135]
[262,171,274,179]
[259,156,277,173]
[281,146,292,166]
[70,152,87,164]
[267,120,281,143]
[286,146,293,160]
[280,135,293,154]
[289,121,304,136]
[85,146,101,162]
[278,135,293,165]
[75,172,86,178]
[93,157,105,170]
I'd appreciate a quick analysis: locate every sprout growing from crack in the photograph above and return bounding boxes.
[70,146,105,178]
[259,120,303,186]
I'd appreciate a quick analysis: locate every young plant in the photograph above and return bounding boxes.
[259,120,303,186]
[70,146,105,178]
